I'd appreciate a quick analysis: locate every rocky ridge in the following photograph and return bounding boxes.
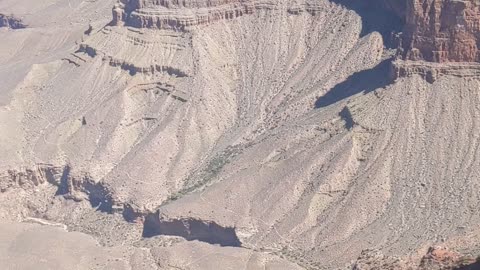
[2,0,480,269]
[353,247,480,270]
[111,0,325,30]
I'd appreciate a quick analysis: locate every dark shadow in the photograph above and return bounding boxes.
[315,58,393,108]
[84,24,93,35]
[122,204,144,222]
[454,260,480,270]
[55,165,71,196]
[330,0,405,48]
[54,165,112,213]
[142,213,242,247]
[339,106,354,130]
[0,14,27,29]
[84,181,113,213]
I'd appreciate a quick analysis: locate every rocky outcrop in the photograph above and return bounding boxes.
[391,59,480,82]
[352,249,410,270]
[377,0,480,63]
[0,14,26,29]
[77,39,189,76]
[0,164,117,213]
[352,247,480,270]
[290,0,480,63]
[400,0,480,62]
[419,246,479,270]
[0,164,64,192]
[142,212,241,247]
[111,0,261,30]
[110,0,326,30]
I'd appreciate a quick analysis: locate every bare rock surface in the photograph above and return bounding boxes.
[0,13,26,29]
[0,0,480,270]
[377,0,480,63]
[352,246,480,270]
[402,0,480,62]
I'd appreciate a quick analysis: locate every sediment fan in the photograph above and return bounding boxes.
[0,0,479,269]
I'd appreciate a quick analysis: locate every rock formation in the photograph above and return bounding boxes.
[353,247,480,270]
[401,0,480,62]
[0,13,26,29]
[3,0,480,269]
[378,0,480,63]
[111,0,262,30]
[332,0,480,63]
[110,0,326,30]
[110,0,480,63]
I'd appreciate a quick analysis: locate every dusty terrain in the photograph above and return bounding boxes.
[0,0,480,269]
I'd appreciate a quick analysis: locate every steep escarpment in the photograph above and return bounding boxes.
[112,0,264,30]
[142,212,241,247]
[339,0,480,63]
[386,0,480,63]
[2,0,480,269]
[337,0,480,81]
[0,14,26,29]
[401,0,480,62]
[111,0,329,30]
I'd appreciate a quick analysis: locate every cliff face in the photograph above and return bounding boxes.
[111,0,275,30]
[113,0,480,63]
[359,0,480,63]
[402,0,480,62]
[397,0,480,62]
[0,14,26,29]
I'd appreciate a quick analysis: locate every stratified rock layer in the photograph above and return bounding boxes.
[111,0,480,63]
[401,0,480,62]
[111,0,324,30]
[2,0,480,269]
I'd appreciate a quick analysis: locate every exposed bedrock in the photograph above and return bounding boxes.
[336,0,480,63]
[0,164,65,193]
[391,59,480,83]
[401,0,480,62]
[143,212,241,247]
[0,165,117,214]
[112,0,258,30]
[353,247,480,270]
[111,0,328,30]
[0,14,26,29]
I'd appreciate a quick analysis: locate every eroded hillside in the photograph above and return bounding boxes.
[0,0,480,269]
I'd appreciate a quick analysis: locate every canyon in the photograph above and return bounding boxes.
[1,0,480,269]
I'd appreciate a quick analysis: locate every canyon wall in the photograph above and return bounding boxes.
[109,0,480,63]
[111,0,271,30]
[0,14,26,29]
[392,0,480,62]
[402,0,480,62]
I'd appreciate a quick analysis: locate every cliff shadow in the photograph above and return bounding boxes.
[329,0,405,48]
[315,58,393,108]
[142,213,242,247]
[454,261,480,270]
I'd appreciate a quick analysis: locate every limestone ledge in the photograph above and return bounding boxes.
[112,0,326,30]
[392,59,480,83]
